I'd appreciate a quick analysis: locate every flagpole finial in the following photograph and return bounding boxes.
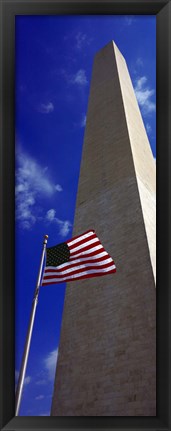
[44,234,49,244]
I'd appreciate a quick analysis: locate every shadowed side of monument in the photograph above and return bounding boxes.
[51,41,156,416]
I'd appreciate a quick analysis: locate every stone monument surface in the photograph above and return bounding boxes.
[51,41,156,416]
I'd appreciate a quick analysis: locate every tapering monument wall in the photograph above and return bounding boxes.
[51,41,156,416]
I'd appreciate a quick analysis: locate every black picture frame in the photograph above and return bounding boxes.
[0,0,170,430]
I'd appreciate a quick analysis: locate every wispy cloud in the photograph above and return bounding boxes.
[134,76,156,115]
[58,220,72,237]
[44,349,58,381]
[80,114,86,128]
[64,30,92,51]
[35,348,58,392]
[136,57,143,67]
[24,376,31,385]
[70,69,88,86]
[16,150,63,230]
[146,123,152,134]
[46,209,72,237]
[38,102,54,114]
[75,32,87,49]
[131,57,144,76]
[35,395,45,400]
[55,184,63,192]
[60,68,88,87]
[15,370,31,387]
[75,32,92,50]
[124,16,136,26]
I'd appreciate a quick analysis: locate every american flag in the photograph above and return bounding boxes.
[42,230,116,286]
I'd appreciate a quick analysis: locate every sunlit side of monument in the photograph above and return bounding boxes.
[51,41,156,416]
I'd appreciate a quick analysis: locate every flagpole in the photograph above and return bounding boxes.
[15,234,48,416]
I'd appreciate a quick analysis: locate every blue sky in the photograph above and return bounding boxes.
[15,15,156,416]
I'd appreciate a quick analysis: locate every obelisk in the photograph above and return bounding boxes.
[51,41,156,416]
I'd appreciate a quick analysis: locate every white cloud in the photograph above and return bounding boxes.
[46,209,56,222]
[24,376,31,385]
[64,30,92,51]
[71,69,88,86]
[131,58,144,76]
[136,57,143,67]
[38,102,54,114]
[55,184,63,192]
[44,349,58,381]
[75,32,87,49]
[16,150,63,230]
[124,16,136,26]
[15,370,31,386]
[146,123,152,134]
[75,32,92,50]
[134,76,156,115]
[61,68,88,87]
[136,76,147,90]
[35,395,44,400]
[46,209,72,237]
[57,220,72,237]
[80,114,86,128]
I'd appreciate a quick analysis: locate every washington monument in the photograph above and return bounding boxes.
[51,41,156,416]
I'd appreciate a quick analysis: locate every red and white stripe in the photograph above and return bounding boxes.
[42,230,116,286]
